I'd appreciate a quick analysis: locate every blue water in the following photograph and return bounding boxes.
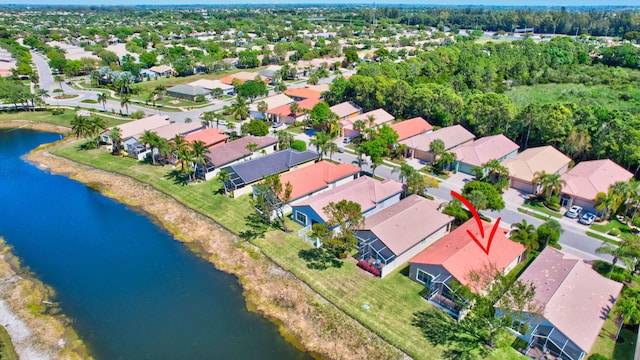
[0,129,310,360]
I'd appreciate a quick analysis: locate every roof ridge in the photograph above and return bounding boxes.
[542,257,580,310]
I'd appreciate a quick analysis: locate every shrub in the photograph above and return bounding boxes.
[194,95,205,103]
[291,139,306,151]
[50,108,65,115]
[52,88,63,93]
[129,110,146,119]
[608,228,621,237]
[357,260,380,277]
[588,354,609,360]
[632,216,640,228]
[544,196,561,211]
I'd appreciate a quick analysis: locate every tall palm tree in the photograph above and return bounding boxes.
[176,144,194,181]
[510,219,539,257]
[614,289,640,340]
[595,190,622,221]
[35,89,49,110]
[88,117,106,148]
[191,140,210,180]
[97,93,107,111]
[70,115,90,139]
[532,171,566,201]
[289,101,300,117]
[140,130,160,165]
[245,142,258,153]
[322,142,340,161]
[217,170,231,196]
[610,181,635,219]
[596,238,640,278]
[257,100,269,121]
[310,131,330,158]
[202,111,215,128]
[109,127,122,154]
[54,75,65,94]
[231,97,249,121]
[120,93,131,115]
[429,139,445,165]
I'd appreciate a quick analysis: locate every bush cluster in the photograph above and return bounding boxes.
[357,260,380,277]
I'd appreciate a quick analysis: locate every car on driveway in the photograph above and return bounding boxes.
[565,205,582,218]
[218,120,228,126]
[579,212,597,225]
[343,136,352,144]
[272,121,284,128]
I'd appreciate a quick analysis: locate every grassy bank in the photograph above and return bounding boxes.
[0,326,18,360]
[46,138,525,360]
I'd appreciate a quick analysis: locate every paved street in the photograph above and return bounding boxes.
[31,51,615,263]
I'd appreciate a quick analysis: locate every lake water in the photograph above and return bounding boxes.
[0,129,310,359]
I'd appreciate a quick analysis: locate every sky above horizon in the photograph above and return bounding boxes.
[6,1,640,7]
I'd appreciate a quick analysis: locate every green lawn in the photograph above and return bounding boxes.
[522,201,563,218]
[590,303,637,359]
[585,231,623,246]
[48,140,526,360]
[0,110,130,128]
[0,326,18,360]
[591,219,639,242]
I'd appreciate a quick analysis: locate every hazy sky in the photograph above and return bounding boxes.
[7,0,639,7]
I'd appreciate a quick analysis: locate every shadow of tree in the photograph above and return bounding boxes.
[412,309,489,360]
[298,247,343,270]
[165,169,189,186]
[240,212,271,241]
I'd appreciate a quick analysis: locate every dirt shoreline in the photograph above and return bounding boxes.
[5,120,404,360]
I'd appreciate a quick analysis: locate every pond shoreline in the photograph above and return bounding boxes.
[3,120,403,360]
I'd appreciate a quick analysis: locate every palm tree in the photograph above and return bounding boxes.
[70,115,90,139]
[231,97,249,121]
[289,101,300,118]
[109,127,122,154]
[97,93,107,111]
[217,169,231,196]
[610,181,635,219]
[532,171,566,201]
[596,238,640,278]
[35,89,49,110]
[429,139,445,165]
[366,114,376,130]
[595,190,621,221]
[120,93,131,115]
[176,144,194,181]
[257,100,268,121]
[245,142,258,153]
[353,119,366,136]
[614,289,640,340]
[510,219,539,257]
[88,117,106,148]
[184,117,192,124]
[140,130,160,165]
[439,151,457,171]
[395,162,417,185]
[323,142,340,161]
[54,75,65,94]
[191,140,210,181]
[310,131,330,158]
[202,111,215,128]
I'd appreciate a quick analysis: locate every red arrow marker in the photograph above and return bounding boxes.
[450,190,502,255]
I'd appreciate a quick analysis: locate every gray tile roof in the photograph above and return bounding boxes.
[167,84,210,96]
[226,149,318,186]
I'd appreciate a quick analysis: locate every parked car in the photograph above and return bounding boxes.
[343,136,352,144]
[579,212,597,225]
[218,120,229,126]
[565,205,582,218]
[338,146,345,153]
[272,121,284,128]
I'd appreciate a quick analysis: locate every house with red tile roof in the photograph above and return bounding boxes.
[409,219,525,318]
[284,87,323,101]
[249,94,294,120]
[400,125,475,163]
[291,176,403,228]
[559,159,633,213]
[219,71,268,85]
[389,117,433,141]
[355,195,454,278]
[278,160,360,203]
[339,108,395,138]
[266,98,321,124]
[502,146,572,194]
[498,247,622,360]
[450,134,519,175]
[184,128,229,148]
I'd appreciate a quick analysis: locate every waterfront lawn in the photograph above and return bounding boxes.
[0,326,18,360]
[51,140,525,360]
[0,111,129,128]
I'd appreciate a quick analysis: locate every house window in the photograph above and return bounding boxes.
[295,211,307,225]
[416,269,433,288]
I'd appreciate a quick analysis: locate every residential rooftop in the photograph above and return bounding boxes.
[278,160,360,200]
[560,159,633,201]
[502,146,572,183]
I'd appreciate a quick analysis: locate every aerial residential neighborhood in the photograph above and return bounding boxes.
[0,4,639,360]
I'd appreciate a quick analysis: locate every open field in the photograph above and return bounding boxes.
[506,83,640,114]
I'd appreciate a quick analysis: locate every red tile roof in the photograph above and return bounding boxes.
[279,161,360,200]
[184,128,229,148]
[410,219,525,292]
[390,117,433,141]
[284,87,323,100]
[266,98,321,117]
